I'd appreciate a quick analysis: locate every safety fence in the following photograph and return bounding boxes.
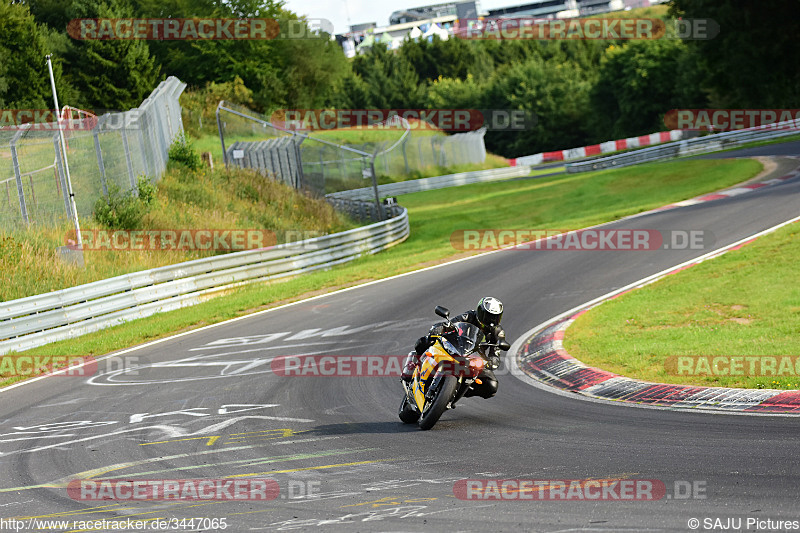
[0,206,408,355]
[0,77,186,229]
[216,102,489,199]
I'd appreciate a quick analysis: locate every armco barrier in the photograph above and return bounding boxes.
[0,206,408,355]
[326,165,533,201]
[565,119,800,173]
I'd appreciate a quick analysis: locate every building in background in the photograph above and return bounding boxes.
[389,1,479,24]
[337,0,657,56]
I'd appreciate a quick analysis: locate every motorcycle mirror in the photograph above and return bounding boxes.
[500,341,511,351]
[434,306,450,319]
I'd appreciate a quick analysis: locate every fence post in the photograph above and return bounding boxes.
[92,117,109,198]
[53,135,73,220]
[369,155,385,221]
[217,101,228,167]
[292,135,305,191]
[339,152,347,183]
[120,127,138,194]
[402,135,410,174]
[10,128,29,225]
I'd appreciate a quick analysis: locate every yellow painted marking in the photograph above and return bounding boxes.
[0,444,288,493]
[16,504,125,519]
[230,509,275,516]
[140,435,220,446]
[228,459,394,478]
[101,449,364,479]
[342,496,439,508]
[229,429,304,437]
[341,496,397,507]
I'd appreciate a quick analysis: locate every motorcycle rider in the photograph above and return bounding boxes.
[401,297,506,399]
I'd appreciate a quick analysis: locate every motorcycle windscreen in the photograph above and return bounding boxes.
[441,322,483,355]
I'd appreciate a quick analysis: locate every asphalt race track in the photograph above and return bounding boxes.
[1,145,799,532]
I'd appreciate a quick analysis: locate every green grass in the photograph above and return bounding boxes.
[0,164,356,301]
[1,157,766,388]
[564,221,800,390]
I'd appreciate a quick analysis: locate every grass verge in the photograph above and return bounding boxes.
[0,164,356,301]
[3,157,764,387]
[564,221,800,390]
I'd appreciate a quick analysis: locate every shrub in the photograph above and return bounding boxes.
[168,134,202,170]
[93,176,156,229]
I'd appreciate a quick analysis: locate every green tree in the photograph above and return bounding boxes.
[589,39,704,139]
[425,74,485,109]
[346,43,425,108]
[482,56,594,157]
[669,0,800,108]
[66,0,162,109]
[132,0,287,110]
[400,36,491,83]
[269,11,350,109]
[0,2,72,109]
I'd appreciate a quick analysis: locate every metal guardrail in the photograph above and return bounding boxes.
[327,198,401,222]
[565,120,800,173]
[326,165,533,201]
[0,207,409,355]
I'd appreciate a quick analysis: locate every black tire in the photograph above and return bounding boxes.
[418,375,459,430]
[398,395,420,424]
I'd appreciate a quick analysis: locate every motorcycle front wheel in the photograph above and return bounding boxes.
[418,375,458,430]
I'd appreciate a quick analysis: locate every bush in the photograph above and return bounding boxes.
[93,176,156,229]
[168,134,202,171]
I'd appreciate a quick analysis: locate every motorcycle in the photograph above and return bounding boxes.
[399,305,510,430]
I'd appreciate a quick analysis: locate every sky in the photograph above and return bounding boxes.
[283,0,519,35]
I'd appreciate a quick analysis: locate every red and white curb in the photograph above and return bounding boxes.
[510,206,800,415]
[511,130,684,166]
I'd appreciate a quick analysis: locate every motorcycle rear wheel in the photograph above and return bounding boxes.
[418,375,458,430]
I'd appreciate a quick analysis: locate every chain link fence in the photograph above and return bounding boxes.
[0,77,186,230]
[216,102,489,200]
